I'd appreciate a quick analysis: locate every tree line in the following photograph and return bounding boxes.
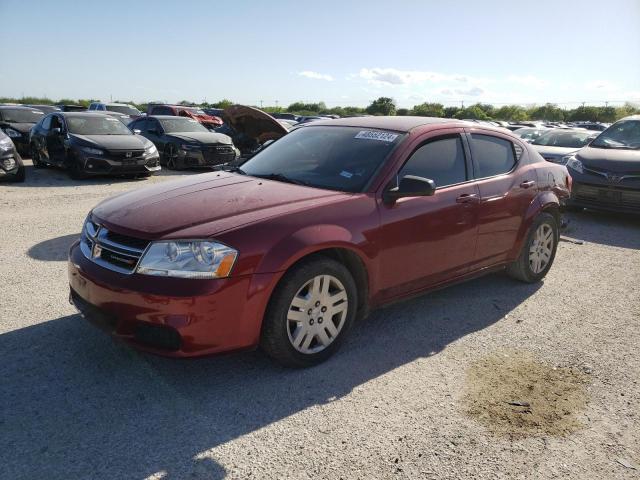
[2,96,638,123]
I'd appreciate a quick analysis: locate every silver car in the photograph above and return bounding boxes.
[530,129,598,164]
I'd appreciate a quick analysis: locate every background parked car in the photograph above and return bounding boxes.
[565,115,640,213]
[30,112,160,179]
[55,104,87,112]
[129,115,238,170]
[218,104,289,157]
[0,130,25,182]
[530,129,598,164]
[147,104,223,130]
[88,102,143,122]
[0,105,45,154]
[512,127,549,143]
[25,104,61,114]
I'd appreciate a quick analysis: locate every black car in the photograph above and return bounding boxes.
[29,112,160,179]
[0,130,25,182]
[55,104,87,112]
[128,115,238,170]
[0,105,45,154]
[566,115,640,213]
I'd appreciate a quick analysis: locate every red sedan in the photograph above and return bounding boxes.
[68,117,570,367]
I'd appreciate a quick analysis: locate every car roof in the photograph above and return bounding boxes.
[305,116,470,133]
[146,115,195,120]
[58,112,111,118]
[0,105,42,111]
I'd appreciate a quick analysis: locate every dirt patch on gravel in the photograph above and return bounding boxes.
[462,350,589,437]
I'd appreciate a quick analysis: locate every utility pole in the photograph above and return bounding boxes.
[260,100,263,109]
[461,100,464,109]
[275,100,279,112]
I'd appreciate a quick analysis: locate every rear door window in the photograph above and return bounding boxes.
[399,135,467,188]
[470,134,516,178]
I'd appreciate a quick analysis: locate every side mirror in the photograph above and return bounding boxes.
[383,175,436,204]
[133,129,141,135]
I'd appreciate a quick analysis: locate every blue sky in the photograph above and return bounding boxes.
[1,0,639,108]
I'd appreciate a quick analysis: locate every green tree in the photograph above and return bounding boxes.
[396,108,410,116]
[443,106,461,118]
[528,103,565,121]
[494,105,528,121]
[366,97,396,116]
[411,102,444,117]
[455,104,490,120]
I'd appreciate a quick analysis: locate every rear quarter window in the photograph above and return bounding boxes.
[471,134,517,178]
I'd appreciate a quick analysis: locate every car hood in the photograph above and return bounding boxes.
[166,131,233,145]
[6,122,35,134]
[91,172,348,238]
[70,134,149,150]
[223,105,288,143]
[576,145,640,173]
[533,145,578,161]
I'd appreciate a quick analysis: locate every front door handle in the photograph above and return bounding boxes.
[520,180,536,189]
[456,193,479,204]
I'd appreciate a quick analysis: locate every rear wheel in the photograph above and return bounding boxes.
[260,257,358,368]
[507,212,558,283]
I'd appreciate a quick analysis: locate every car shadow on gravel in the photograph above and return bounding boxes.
[0,274,540,480]
[10,162,202,189]
[563,210,640,250]
[27,233,81,261]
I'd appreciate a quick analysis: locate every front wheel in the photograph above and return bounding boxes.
[260,257,358,368]
[507,212,558,283]
[164,144,182,170]
[30,144,45,168]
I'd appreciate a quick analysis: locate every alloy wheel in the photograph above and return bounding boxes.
[529,223,554,274]
[287,274,349,354]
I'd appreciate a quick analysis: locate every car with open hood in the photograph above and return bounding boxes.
[129,115,238,170]
[530,129,597,164]
[147,104,223,130]
[0,130,25,182]
[0,105,45,154]
[68,116,570,367]
[565,115,640,213]
[218,104,288,157]
[29,112,160,179]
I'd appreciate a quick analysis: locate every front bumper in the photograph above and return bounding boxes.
[80,152,161,175]
[0,150,23,177]
[68,241,276,356]
[568,180,640,214]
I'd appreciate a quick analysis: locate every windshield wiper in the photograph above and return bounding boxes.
[253,173,310,186]
[218,165,246,174]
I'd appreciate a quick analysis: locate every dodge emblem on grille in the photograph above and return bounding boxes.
[125,151,133,158]
[92,244,103,258]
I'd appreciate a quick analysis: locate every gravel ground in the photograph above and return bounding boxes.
[1,162,639,480]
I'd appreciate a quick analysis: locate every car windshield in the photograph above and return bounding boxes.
[159,118,208,133]
[240,126,403,193]
[106,105,141,116]
[532,130,595,148]
[67,116,133,135]
[590,120,640,149]
[1,108,44,123]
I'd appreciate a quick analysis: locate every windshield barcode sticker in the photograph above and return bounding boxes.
[355,130,398,142]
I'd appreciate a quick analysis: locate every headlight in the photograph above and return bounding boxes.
[81,147,104,156]
[1,157,16,170]
[6,128,21,138]
[144,143,158,155]
[0,137,13,152]
[180,143,201,151]
[565,156,583,174]
[136,240,238,279]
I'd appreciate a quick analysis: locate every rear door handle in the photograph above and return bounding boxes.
[520,180,536,189]
[456,193,479,204]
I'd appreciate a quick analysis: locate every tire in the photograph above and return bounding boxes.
[164,144,182,170]
[30,144,45,168]
[506,212,559,283]
[260,256,358,368]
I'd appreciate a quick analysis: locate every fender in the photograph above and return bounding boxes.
[255,223,373,276]
[508,190,560,260]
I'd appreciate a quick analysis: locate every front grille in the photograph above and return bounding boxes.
[81,222,150,274]
[574,183,640,210]
[107,150,145,159]
[202,145,236,165]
